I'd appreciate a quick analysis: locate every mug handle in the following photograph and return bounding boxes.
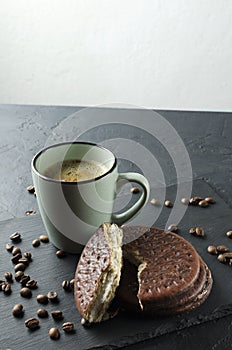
[111,172,150,226]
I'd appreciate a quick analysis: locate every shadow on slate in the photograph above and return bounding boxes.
[1,179,232,350]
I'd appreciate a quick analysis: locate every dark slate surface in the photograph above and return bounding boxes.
[0,105,232,349]
[1,180,232,350]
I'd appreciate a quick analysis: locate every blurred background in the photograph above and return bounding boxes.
[0,0,231,110]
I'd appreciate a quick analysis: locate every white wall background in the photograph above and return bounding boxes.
[0,0,231,111]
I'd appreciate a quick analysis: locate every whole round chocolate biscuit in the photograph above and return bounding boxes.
[119,226,212,315]
[74,223,123,324]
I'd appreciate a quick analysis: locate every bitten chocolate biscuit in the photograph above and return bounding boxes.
[118,226,213,315]
[74,223,123,324]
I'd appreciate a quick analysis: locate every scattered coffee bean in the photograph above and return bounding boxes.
[220,252,232,259]
[196,227,205,237]
[167,224,178,232]
[18,258,29,266]
[32,239,40,247]
[0,280,5,291]
[205,197,215,204]
[26,279,38,289]
[150,198,160,206]
[216,245,229,253]
[15,271,24,282]
[20,275,30,286]
[12,247,22,256]
[189,227,196,235]
[229,259,232,266]
[165,200,173,208]
[12,304,24,317]
[56,250,66,258]
[181,197,189,205]
[62,322,74,333]
[4,282,12,295]
[25,210,36,216]
[226,231,232,239]
[47,291,58,302]
[218,254,227,263]
[51,310,63,320]
[25,317,39,330]
[207,245,217,255]
[130,186,139,194]
[10,232,21,243]
[20,287,32,298]
[62,280,71,292]
[81,318,90,327]
[4,272,13,282]
[27,185,35,194]
[24,252,32,261]
[11,253,22,264]
[70,279,75,288]
[37,308,48,318]
[49,327,60,340]
[6,243,14,252]
[189,197,203,205]
[198,200,209,208]
[36,294,48,304]
[14,263,26,272]
[39,235,49,243]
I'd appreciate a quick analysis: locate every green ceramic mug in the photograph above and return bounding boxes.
[32,142,150,253]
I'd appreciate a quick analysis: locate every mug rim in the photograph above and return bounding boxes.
[31,141,117,185]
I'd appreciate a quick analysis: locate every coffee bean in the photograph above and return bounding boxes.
[27,185,35,194]
[32,239,40,247]
[47,291,58,302]
[37,308,48,318]
[189,227,196,235]
[165,200,173,208]
[6,243,14,252]
[20,275,30,286]
[36,294,48,304]
[51,310,63,320]
[196,227,205,237]
[220,252,232,259]
[20,287,32,298]
[0,280,5,291]
[229,259,232,266]
[11,253,22,264]
[56,250,66,258]
[4,272,13,282]
[181,197,189,205]
[70,279,75,288]
[205,197,215,204]
[49,327,60,340]
[3,282,12,295]
[12,247,22,256]
[207,245,217,255]
[26,280,38,289]
[226,231,232,239]
[218,254,227,263]
[62,322,74,333]
[14,263,26,272]
[150,198,160,206]
[18,258,29,266]
[131,187,139,194]
[10,232,21,243]
[167,224,178,232]
[24,252,32,261]
[12,304,24,317]
[62,280,71,292]
[198,200,209,208]
[25,210,36,216]
[25,317,39,330]
[189,197,203,205]
[216,245,229,253]
[39,235,49,243]
[15,271,24,282]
